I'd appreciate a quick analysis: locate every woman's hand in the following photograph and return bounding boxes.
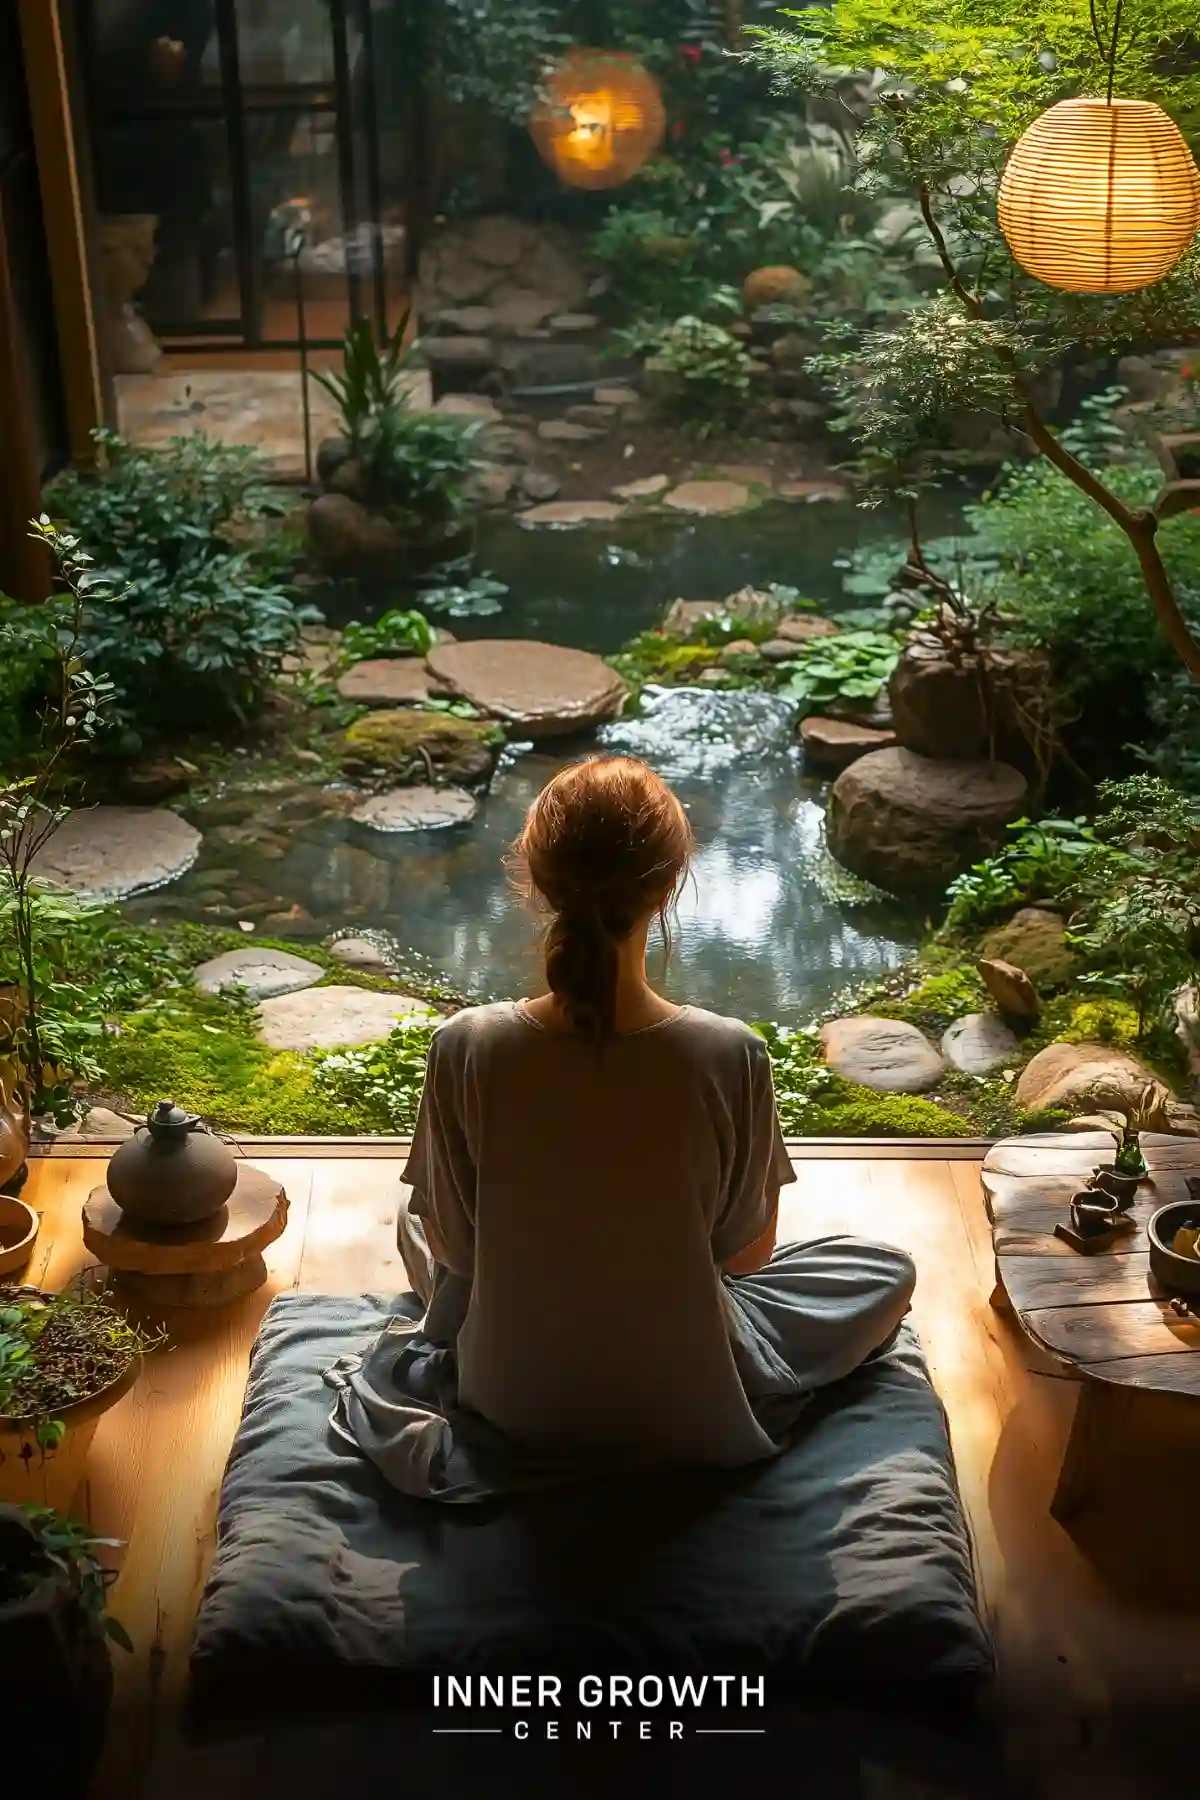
[721,1202,778,1277]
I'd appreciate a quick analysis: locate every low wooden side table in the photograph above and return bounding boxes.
[82,1164,288,1307]
[982,1130,1200,1522]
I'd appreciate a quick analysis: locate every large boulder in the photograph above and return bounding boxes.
[1015,1042,1172,1121]
[339,710,499,784]
[820,1016,945,1093]
[979,908,1078,988]
[826,748,1027,896]
[888,634,1051,767]
[30,806,200,900]
[307,494,400,574]
[425,640,626,739]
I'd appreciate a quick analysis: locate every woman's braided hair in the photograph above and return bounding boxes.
[509,757,694,1045]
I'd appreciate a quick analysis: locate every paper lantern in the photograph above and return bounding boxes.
[530,50,665,191]
[998,98,1200,293]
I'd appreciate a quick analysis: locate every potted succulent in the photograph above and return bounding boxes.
[0,1500,131,1792]
[0,1274,163,1510]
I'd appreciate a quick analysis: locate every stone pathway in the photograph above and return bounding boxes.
[612,473,670,501]
[350,786,478,831]
[31,806,201,901]
[194,948,324,1003]
[426,639,626,739]
[256,987,434,1052]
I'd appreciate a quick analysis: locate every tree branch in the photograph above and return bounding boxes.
[917,180,980,315]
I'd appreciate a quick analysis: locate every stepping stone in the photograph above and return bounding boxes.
[518,499,623,527]
[712,463,773,488]
[432,393,501,420]
[257,986,434,1051]
[819,1017,946,1094]
[194,947,324,1002]
[941,1013,1021,1076]
[336,659,438,706]
[612,473,670,501]
[776,612,842,643]
[350,785,478,831]
[491,291,557,332]
[431,306,495,336]
[422,336,495,371]
[426,639,626,739]
[778,480,850,503]
[663,480,753,516]
[30,806,201,900]
[565,403,616,426]
[799,716,896,770]
[328,936,394,973]
[594,385,640,406]
[549,312,599,332]
[537,419,605,443]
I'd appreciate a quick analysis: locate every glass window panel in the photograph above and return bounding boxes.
[92,117,238,332]
[235,0,337,86]
[250,110,353,342]
[87,1,221,108]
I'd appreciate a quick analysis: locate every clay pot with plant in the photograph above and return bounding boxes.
[0,1275,163,1510]
[0,1501,131,1793]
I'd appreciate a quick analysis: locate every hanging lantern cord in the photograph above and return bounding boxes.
[1088,0,1124,105]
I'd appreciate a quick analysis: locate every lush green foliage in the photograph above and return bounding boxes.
[45,431,310,740]
[628,314,758,433]
[312,314,421,438]
[314,1017,441,1133]
[751,1019,981,1136]
[9,1503,133,1653]
[338,609,435,665]
[779,628,899,717]
[944,815,1100,931]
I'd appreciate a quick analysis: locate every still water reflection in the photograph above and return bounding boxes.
[276,689,922,1022]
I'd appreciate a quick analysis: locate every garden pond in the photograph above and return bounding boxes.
[123,497,969,1022]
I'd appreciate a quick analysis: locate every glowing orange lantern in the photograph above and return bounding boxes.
[530,50,666,190]
[998,97,1200,293]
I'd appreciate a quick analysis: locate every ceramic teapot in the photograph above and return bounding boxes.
[106,1101,238,1226]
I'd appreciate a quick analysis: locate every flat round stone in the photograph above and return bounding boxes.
[819,1016,946,1094]
[30,806,201,900]
[518,500,623,527]
[549,312,599,331]
[336,658,438,706]
[351,785,478,831]
[799,716,897,770]
[537,419,605,443]
[257,986,434,1050]
[194,947,324,1001]
[663,480,753,516]
[426,639,626,739]
[612,474,670,501]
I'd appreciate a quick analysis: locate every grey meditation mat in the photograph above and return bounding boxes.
[189,1292,993,1717]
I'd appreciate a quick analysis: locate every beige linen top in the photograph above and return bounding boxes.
[402,1000,796,1470]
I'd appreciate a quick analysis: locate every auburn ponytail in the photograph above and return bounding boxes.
[510,757,693,1045]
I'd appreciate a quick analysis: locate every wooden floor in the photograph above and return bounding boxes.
[11,1148,1200,1799]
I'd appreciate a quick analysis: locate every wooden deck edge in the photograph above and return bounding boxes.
[34,1136,994,1161]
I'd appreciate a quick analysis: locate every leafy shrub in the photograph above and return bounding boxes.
[633,315,758,434]
[1141,668,1200,794]
[339,609,434,664]
[944,816,1102,932]
[45,431,311,741]
[778,629,900,719]
[313,1016,441,1133]
[607,633,720,689]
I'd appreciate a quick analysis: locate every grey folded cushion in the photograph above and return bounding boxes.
[190,1293,992,1714]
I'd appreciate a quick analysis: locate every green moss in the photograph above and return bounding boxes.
[812,1091,979,1138]
[877,964,988,1038]
[1032,995,1142,1051]
[607,635,721,688]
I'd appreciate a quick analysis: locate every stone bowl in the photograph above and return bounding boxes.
[1147,1202,1200,1298]
[0,1194,38,1276]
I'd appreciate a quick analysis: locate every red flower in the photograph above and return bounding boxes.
[718,147,738,167]
[671,119,685,140]
[678,43,702,67]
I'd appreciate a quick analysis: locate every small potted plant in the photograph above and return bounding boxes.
[0,1273,163,1509]
[0,1500,131,1792]
[1092,1083,1164,1205]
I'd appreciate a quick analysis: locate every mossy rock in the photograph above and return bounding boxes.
[339,709,502,783]
[878,965,989,1039]
[979,908,1079,988]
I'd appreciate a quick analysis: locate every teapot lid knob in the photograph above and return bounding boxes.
[147,1099,202,1136]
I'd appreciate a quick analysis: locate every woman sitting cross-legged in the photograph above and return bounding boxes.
[326,755,915,1501]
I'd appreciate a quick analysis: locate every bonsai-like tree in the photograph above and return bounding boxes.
[744,0,1200,677]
